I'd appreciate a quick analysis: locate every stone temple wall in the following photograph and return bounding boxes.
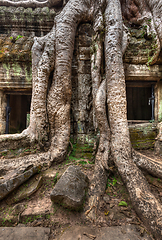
[0,6,162,148]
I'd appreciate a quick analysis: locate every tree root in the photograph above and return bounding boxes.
[0,1,162,238]
[86,80,110,220]
[105,1,162,238]
[0,131,31,151]
[0,151,51,200]
[133,149,162,179]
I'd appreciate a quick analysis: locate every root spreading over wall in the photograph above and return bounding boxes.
[0,0,162,238]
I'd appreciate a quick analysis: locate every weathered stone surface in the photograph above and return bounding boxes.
[0,227,50,240]
[124,64,162,81]
[56,225,151,240]
[21,198,52,217]
[129,122,157,149]
[50,165,89,210]
[0,164,41,200]
[7,176,43,204]
[0,6,56,36]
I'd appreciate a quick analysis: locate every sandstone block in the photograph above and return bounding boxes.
[50,165,89,210]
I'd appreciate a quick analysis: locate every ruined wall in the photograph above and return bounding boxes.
[129,122,157,149]
[71,24,94,144]
[0,6,162,148]
[0,90,6,133]
[0,6,55,37]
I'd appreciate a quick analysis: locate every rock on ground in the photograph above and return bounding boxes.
[50,165,89,210]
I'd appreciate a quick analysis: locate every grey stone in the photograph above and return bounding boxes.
[0,227,50,240]
[50,165,89,210]
[57,225,152,240]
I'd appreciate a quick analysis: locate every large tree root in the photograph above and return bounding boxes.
[0,0,162,238]
[105,1,162,239]
[47,0,91,162]
[0,132,31,151]
[133,149,162,179]
[0,151,51,200]
[86,80,110,220]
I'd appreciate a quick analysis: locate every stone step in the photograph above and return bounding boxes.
[0,227,50,240]
[57,225,152,240]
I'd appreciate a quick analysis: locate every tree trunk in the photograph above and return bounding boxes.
[0,0,162,238]
[105,1,162,238]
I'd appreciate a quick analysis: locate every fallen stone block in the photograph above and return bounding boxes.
[50,165,89,210]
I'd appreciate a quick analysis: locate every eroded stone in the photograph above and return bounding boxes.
[50,165,89,210]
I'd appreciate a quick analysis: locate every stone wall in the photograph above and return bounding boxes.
[0,36,32,89]
[129,122,157,149]
[0,6,55,37]
[0,90,6,133]
[0,6,161,147]
[71,24,94,144]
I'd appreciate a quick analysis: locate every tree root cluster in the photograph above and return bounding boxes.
[0,0,162,238]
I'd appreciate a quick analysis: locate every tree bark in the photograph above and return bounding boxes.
[105,1,162,238]
[0,0,162,238]
[86,79,110,220]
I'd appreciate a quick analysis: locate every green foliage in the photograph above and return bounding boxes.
[1,152,7,156]
[53,172,58,184]
[22,215,42,224]
[16,35,23,41]
[106,177,117,188]
[78,160,87,166]
[112,178,117,186]
[149,119,155,123]
[118,201,128,207]
[66,141,93,164]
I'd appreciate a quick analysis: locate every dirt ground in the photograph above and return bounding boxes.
[0,147,162,239]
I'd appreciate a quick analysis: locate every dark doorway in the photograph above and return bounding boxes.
[9,94,31,133]
[126,86,152,120]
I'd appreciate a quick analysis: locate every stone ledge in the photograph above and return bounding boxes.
[0,227,50,240]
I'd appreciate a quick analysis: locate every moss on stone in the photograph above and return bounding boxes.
[129,123,157,149]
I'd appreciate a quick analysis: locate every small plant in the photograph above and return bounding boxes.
[112,178,117,186]
[53,172,58,184]
[1,152,7,156]
[79,160,87,166]
[88,160,94,164]
[16,35,23,41]
[149,119,155,123]
[118,201,128,207]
